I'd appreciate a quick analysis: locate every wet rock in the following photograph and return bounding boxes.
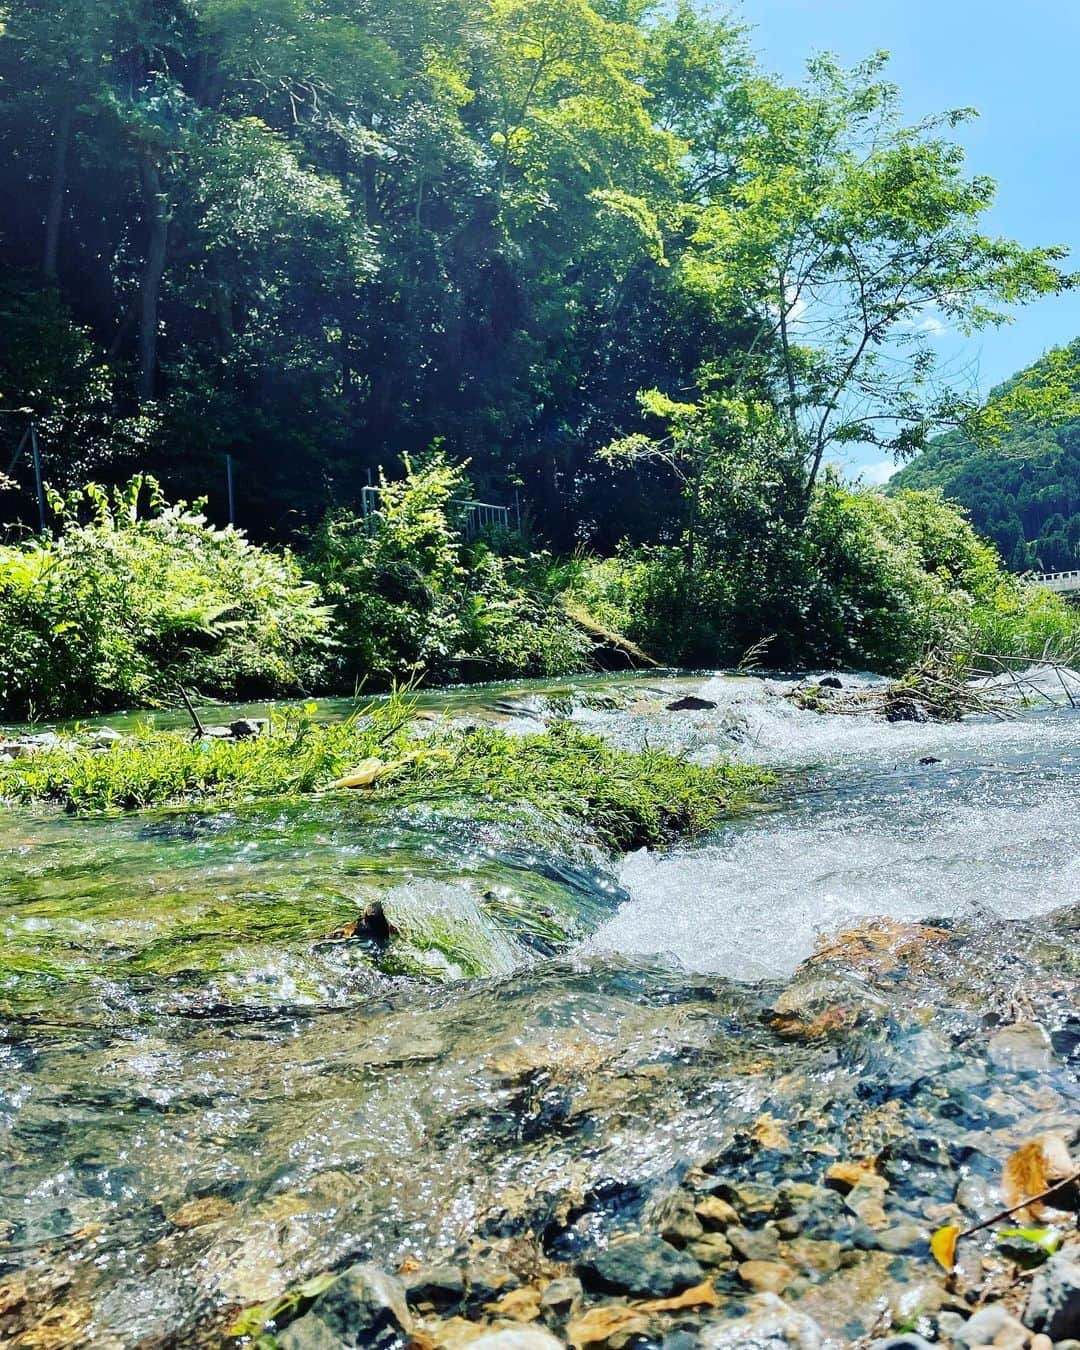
[699,1292,823,1347]
[874,1225,927,1254]
[301,1263,412,1348]
[918,755,941,766]
[956,1304,1028,1348]
[651,1191,704,1247]
[843,1177,890,1229]
[819,677,843,690]
[711,1181,776,1218]
[467,1261,521,1305]
[988,1021,1054,1073]
[1025,1252,1080,1339]
[539,1276,581,1322]
[886,701,928,723]
[955,1173,998,1221]
[203,725,234,739]
[726,1226,779,1262]
[468,1332,565,1349]
[91,728,123,748]
[694,1195,739,1229]
[689,1233,734,1268]
[277,1313,345,1349]
[738,1260,794,1294]
[403,1263,466,1310]
[576,1235,704,1298]
[666,696,717,712]
[230,718,267,739]
[823,1161,875,1195]
[870,1338,935,1350]
[785,1239,841,1276]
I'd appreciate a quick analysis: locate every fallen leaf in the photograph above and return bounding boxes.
[637,1279,720,1313]
[566,1304,650,1348]
[1003,1135,1076,1222]
[331,758,391,789]
[930,1224,960,1273]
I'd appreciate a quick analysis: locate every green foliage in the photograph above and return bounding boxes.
[574,464,1080,673]
[895,339,1080,572]
[306,454,590,685]
[0,477,329,719]
[0,702,768,849]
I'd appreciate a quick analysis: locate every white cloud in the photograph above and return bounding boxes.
[860,458,899,485]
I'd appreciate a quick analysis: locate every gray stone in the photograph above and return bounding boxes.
[957,1304,1028,1348]
[652,1190,704,1246]
[699,1292,823,1347]
[726,1225,780,1262]
[576,1235,704,1299]
[869,1339,935,1350]
[305,1263,412,1348]
[91,728,123,748]
[230,718,267,738]
[277,1313,345,1349]
[1025,1253,1080,1339]
[875,1225,928,1254]
[539,1276,581,1321]
[403,1263,466,1309]
[988,1021,1054,1073]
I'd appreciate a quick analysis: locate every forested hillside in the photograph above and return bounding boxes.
[894,341,1080,572]
[2,0,1078,709]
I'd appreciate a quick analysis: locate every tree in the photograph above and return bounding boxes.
[681,54,1072,508]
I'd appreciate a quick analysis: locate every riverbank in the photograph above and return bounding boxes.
[0,672,1078,1348]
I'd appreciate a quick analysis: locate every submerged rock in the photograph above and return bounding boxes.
[468,1332,565,1349]
[576,1235,704,1298]
[1025,1251,1080,1339]
[666,695,717,712]
[988,1021,1054,1073]
[292,1263,412,1348]
[699,1292,823,1347]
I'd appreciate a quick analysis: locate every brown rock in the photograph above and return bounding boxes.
[694,1195,739,1230]
[737,1261,794,1295]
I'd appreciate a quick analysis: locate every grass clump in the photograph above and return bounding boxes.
[0,708,768,849]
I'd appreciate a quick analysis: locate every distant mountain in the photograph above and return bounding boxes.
[893,341,1080,572]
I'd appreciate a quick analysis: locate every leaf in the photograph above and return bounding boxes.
[1003,1135,1076,1221]
[567,1305,651,1349]
[930,1224,960,1273]
[997,1226,1062,1255]
[330,757,390,789]
[637,1279,720,1313]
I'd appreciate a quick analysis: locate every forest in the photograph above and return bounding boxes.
[1,0,1078,716]
[895,339,1080,573]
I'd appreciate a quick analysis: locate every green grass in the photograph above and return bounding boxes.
[0,707,769,851]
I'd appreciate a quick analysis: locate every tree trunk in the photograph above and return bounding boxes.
[43,103,73,281]
[137,154,169,402]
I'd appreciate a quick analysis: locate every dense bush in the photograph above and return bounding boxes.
[573,480,1080,673]
[0,477,330,720]
[306,455,590,687]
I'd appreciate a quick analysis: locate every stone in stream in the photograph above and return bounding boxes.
[282,1263,412,1348]
[955,1303,1029,1348]
[467,1332,565,1349]
[403,1263,466,1310]
[576,1235,704,1298]
[726,1225,780,1262]
[1025,1251,1080,1339]
[699,1292,823,1347]
[987,1020,1054,1072]
[819,676,843,689]
[539,1275,582,1322]
[869,1338,936,1350]
[230,718,267,738]
[650,1190,705,1246]
[666,695,717,712]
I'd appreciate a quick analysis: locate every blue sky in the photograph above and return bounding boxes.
[735,0,1080,481]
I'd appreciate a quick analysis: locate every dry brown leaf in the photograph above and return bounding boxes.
[483,1286,542,1322]
[930,1224,959,1273]
[637,1278,720,1313]
[566,1304,650,1348]
[1003,1135,1076,1221]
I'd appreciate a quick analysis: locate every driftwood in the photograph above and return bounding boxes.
[789,653,1080,723]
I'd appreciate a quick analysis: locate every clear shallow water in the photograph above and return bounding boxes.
[1,672,1079,1345]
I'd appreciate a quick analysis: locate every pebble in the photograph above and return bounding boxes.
[737,1259,794,1294]
[689,1232,734,1267]
[955,1304,1028,1348]
[874,1224,927,1254]
[539,1276,581,1321]
[403,1263,466,1309]
[699,1292,823,1347]
[468,1332,565,1349]
[289,1264,412,1348]
[576,1235,704,1299]
[695,1195,740,1229]
[726,1225,780,1262]
[987,1021,1054,1073]
[1025,1252,1080,1339]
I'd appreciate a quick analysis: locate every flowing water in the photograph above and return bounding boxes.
[1,673,1079,1345]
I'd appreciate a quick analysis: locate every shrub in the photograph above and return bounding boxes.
[0,477,330,719]
[571,480,1080,673]
[306,453,590,687]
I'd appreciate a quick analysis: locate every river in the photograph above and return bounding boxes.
[1,672,1078,1345]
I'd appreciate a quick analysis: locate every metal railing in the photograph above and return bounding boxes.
[360,484,512,538]
[1033,569,1080,593]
